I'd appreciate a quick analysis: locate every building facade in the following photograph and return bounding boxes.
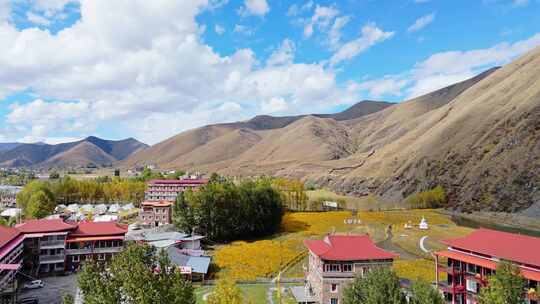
[144,179,208,202]
[13,219,128,276]
[139,201,173,227]
[65,221,128,271]
[435,228,540,304]
[0,226,24,304]
[0,186,21,208]
[296,234,398,304]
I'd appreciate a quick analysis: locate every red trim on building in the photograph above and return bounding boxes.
[141,201,173,207]
[15,219,77,233]
[0,226,21,248]
[69,221,128,238]
[435,250,497,270]
[148,179,208,185]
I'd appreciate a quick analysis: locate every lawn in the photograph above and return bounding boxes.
[195,284,270,304]
[212,209,472,282]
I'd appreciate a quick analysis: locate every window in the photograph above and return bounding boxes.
[342,264,353,272]
[324,264,340,272]
[466,279,477,293]
[98,254,105,261]
[72,255,80,262]
[330,298,338,304]
[330,284,338,293]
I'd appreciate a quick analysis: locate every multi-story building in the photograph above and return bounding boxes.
[434,228,540,304]
[138,201,172,227]
[14,219,128,276]
[144,179,208,202]
[65,221,128,271]
[15,219,77,275]
[294,234,398,304]
[0,186,22,208]
[0,226,24,304]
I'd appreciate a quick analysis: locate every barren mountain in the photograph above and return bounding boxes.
[0,137,147,168]
[125,46,540,211]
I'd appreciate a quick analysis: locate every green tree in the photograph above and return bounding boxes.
[343,267,406,304]
[207,278,244,304]
[78,244,195,304]
[478,261,526,304]
[17,180,55,212]
[49,171,60,179]
[173,191,196,233]
[26,190,56,219]
[409,279,444,304]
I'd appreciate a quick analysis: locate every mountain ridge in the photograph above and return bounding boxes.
[0,136,148,168]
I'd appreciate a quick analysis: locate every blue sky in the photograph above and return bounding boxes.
[0,0,539,144]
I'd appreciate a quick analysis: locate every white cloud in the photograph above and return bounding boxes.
[329,16,351,49]
[26,12,51,26]
[214,24,225,35]
[261,96,288,113]
[233,24,254,36]
[266,39,295,66]
[0,0,358,144]
[238,0,269,17]
[330,23,394,66]
[303,5,339,38]
[354,32,540,99]
[287,0,314,16]
[407,13,435,33]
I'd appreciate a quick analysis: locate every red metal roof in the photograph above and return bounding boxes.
[66,236,125,242]
[442,228,540,268]
[15,219,77,233]
[141,201,173,207]
[0,226,21,248]
[0,263,21,270]
[69,221,128,237]
[0,234,24,260]
[304,235,398,261]
[148,179,208,185]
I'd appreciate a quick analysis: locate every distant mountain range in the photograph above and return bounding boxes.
[125,46,540,212]
[0,136,148,168]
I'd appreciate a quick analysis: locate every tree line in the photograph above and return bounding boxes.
[17,176,146,219]
[173,177,284,242]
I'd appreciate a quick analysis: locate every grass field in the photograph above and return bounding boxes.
[195,283,300,304]
[212,208,472,282]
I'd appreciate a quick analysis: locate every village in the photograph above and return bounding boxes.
[1,171,539,304]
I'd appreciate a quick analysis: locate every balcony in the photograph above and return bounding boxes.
[66,248,92,255]
[93,246,123,254]
[437,282,465,294]
[40,240,66,249]
[39,254,65,264]
[321,271,356,278]
[437,264,465,274]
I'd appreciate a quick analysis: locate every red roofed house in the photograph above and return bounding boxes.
[139,200,173,227]
[434,228,540,304]
[144,179,208,202]
[297,234,398,304]
[0,226,24,303]
[16,219,77,275]
[65,221,128,271]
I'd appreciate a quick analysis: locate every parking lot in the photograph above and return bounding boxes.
[19,275,78,304]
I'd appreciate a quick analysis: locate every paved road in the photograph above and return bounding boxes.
[19,275,78,304]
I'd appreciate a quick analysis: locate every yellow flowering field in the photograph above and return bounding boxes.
[213,239,300,280]
[213,209,470,281]
[394,258,447,282]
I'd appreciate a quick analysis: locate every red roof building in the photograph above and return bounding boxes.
[298,234,397,304]
[0,226,24,300]
[435,228,540,304]
[15,219,76,234]
[139,200,173,227]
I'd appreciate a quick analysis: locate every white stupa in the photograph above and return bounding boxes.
[419,217,429,230]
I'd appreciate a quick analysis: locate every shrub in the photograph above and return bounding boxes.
[405,186,447,209]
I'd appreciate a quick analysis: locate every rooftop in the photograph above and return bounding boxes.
[0,226,21,248]
[69,221,128,237]
[15,219,77,233]
[441,228,540,268]
[148,179,208,185]
[141,201,173,207]
[304,234,398,261]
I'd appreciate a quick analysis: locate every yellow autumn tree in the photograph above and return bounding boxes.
[207,278,244,304]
